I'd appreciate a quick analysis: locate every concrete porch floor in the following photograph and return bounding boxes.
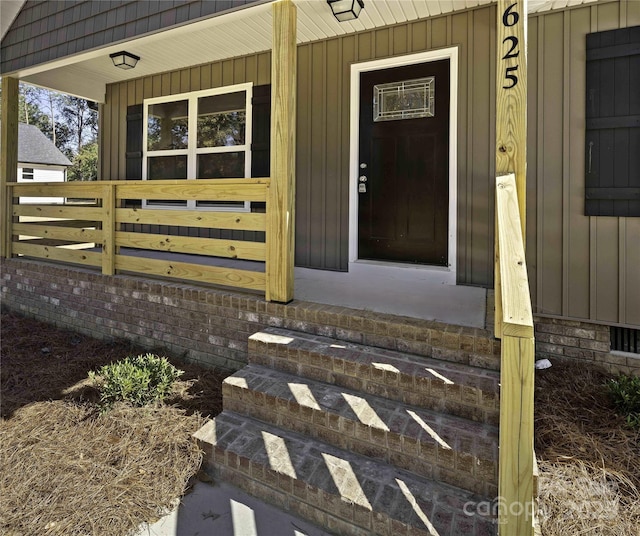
[294,262,487,329]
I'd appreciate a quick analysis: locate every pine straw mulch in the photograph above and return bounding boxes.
[535,362,640,536]
[0,311,228,536]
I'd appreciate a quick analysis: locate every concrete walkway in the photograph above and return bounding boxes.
[136,480,333,536]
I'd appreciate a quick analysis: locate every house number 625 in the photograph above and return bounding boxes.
[501,3,520,89]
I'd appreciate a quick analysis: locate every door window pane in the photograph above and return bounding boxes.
[197,92,246,147]
[373,77,435,122]
[147,100,188,150]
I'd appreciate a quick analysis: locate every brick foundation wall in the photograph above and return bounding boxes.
[0,259,277,371]
[2,258,638,376]
[535,316,640,377]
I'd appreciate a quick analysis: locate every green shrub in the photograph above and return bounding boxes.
[606,374,640,429]
[89,353,184,411]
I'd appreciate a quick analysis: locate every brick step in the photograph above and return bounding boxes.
[223,364,498,496]
[264,309,501,371]
[248,327,500,426]
[195,411,496,536]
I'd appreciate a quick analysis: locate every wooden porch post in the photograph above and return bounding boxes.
[495,0,528,340]
[496,0,527,231]
[1,76,19,259]
[266,0,297,303]
[495,1,533,535]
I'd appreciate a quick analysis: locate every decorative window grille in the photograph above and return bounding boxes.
[373,77,435,122]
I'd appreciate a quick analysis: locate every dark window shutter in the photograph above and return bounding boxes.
[126,104,143,180]
[124,104,143,218]
[251,84,271,179]
[585,26,640,217]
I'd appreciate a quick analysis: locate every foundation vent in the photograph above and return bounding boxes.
[610,327,640,354]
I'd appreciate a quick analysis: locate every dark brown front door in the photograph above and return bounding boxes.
[358,60,450,265]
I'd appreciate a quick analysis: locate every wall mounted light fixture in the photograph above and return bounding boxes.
[327,0,364,22]
[109,51,140,70]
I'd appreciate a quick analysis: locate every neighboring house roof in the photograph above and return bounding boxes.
[18,123,72,167]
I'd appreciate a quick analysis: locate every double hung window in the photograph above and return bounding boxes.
[143,82,252,210]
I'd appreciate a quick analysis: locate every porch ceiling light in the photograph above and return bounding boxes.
[327,0,364,22]
[109,51,140,70]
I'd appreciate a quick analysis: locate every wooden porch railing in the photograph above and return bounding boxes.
[494,172,536,535]
[6,178,279,295]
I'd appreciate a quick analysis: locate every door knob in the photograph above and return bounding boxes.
[359,175,367,182]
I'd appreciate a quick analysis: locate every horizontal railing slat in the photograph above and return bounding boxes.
[115,255,266,291]
[10,184,101,198]
[115,232,266,262]
[114,182,268,202]
[13,205,102,220]
[13,241,102,267]
[13,223,102,243]
[116,208,266,231]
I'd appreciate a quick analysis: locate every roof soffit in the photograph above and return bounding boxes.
[6,0,600,102]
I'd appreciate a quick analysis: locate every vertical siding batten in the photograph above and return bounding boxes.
[567,6,591,320]
[536,15,545,315]
[562,11,571,317]
[118,82,127,180]
[542,12,564,315]
[295,43,311,266]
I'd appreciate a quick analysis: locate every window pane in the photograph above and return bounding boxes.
[147,100,188,150]
[197,152,245,178]
[374,77,435,122]
[148,156,187,180]
[147,156,187,206]
[197,92,246,148]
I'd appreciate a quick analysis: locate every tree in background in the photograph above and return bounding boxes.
[18,83,98,180]
[67,143,98,182]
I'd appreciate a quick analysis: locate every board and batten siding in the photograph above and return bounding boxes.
[101,6,499,286]
[100,0,639,327]
[529,0,640,327]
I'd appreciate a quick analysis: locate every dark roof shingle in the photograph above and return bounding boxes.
[18,123,72,167]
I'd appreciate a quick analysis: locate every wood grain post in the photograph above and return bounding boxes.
[496,0,527,233]
[102,183,116,275]
[266,0,296,303]
[1,76,19,259]
[496,173,535,536]
[495,0,528,339]
[499,334,535,535]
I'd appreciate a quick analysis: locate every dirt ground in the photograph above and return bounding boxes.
[1,311,639,535]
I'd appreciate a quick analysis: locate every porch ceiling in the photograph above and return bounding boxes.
[11,0,597,103]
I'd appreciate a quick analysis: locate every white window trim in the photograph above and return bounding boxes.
[142,82,253,212]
